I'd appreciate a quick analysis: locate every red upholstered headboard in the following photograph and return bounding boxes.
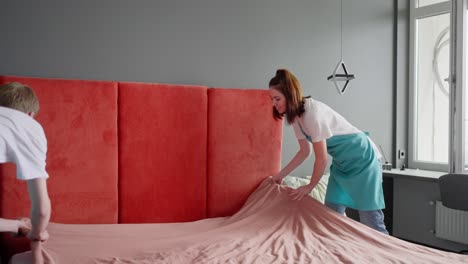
[0,75,282,260]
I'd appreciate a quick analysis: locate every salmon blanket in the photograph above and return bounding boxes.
[12,178,468,263]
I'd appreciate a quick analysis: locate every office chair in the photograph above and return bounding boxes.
[439,173,468,211]
[438,173,468,254]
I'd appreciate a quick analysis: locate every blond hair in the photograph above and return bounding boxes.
[0,82,39,114]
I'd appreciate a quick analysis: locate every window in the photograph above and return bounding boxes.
[409,0,451,171]
[409,0,467,172]
[415,13,450,164]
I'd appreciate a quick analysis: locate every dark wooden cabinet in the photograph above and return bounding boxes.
[384,169,468,252]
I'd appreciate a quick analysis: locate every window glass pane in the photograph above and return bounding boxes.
[415,13,450,163]
[417,0,449,8]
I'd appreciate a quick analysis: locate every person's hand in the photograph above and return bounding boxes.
[28,229,49,243]
[17,218,32,237]
[31,240,44,264]
[289,184,313,200]
[271,174,285,184]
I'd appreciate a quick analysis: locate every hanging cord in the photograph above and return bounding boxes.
[340,0,343,60]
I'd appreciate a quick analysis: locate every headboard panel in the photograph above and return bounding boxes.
[118,82,208,223]
[206,88,282,217]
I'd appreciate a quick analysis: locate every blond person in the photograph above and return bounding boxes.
[0,82,51,263]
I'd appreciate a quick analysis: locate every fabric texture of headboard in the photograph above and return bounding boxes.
[118,82,208,223]
[207,88,282,217]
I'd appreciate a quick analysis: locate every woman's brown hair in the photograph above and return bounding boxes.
[269,69,308,124]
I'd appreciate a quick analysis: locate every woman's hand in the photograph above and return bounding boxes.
[271,174,285,184]
[289,184,314,200]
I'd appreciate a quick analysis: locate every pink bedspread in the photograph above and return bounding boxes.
[12,178,468,263]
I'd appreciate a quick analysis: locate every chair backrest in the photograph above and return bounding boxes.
[439,173,468,211]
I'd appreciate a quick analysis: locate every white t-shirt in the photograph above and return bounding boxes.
[292,98,361,142]
[0,106,49,180]
[292,98,383,161]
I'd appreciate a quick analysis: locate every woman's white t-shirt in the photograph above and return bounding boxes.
[292,98,361,142]
[0,106,48,180]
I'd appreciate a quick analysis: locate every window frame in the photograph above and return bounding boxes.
[449,0,467,173]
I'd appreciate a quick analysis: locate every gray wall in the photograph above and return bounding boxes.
[0,0,395,176]
[395,0,409,170]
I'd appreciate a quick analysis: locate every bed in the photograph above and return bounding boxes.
[11,178,468,263]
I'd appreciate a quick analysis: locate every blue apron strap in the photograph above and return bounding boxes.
[297,120,312,142]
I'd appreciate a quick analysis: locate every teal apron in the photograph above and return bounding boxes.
[298,123,385,211]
